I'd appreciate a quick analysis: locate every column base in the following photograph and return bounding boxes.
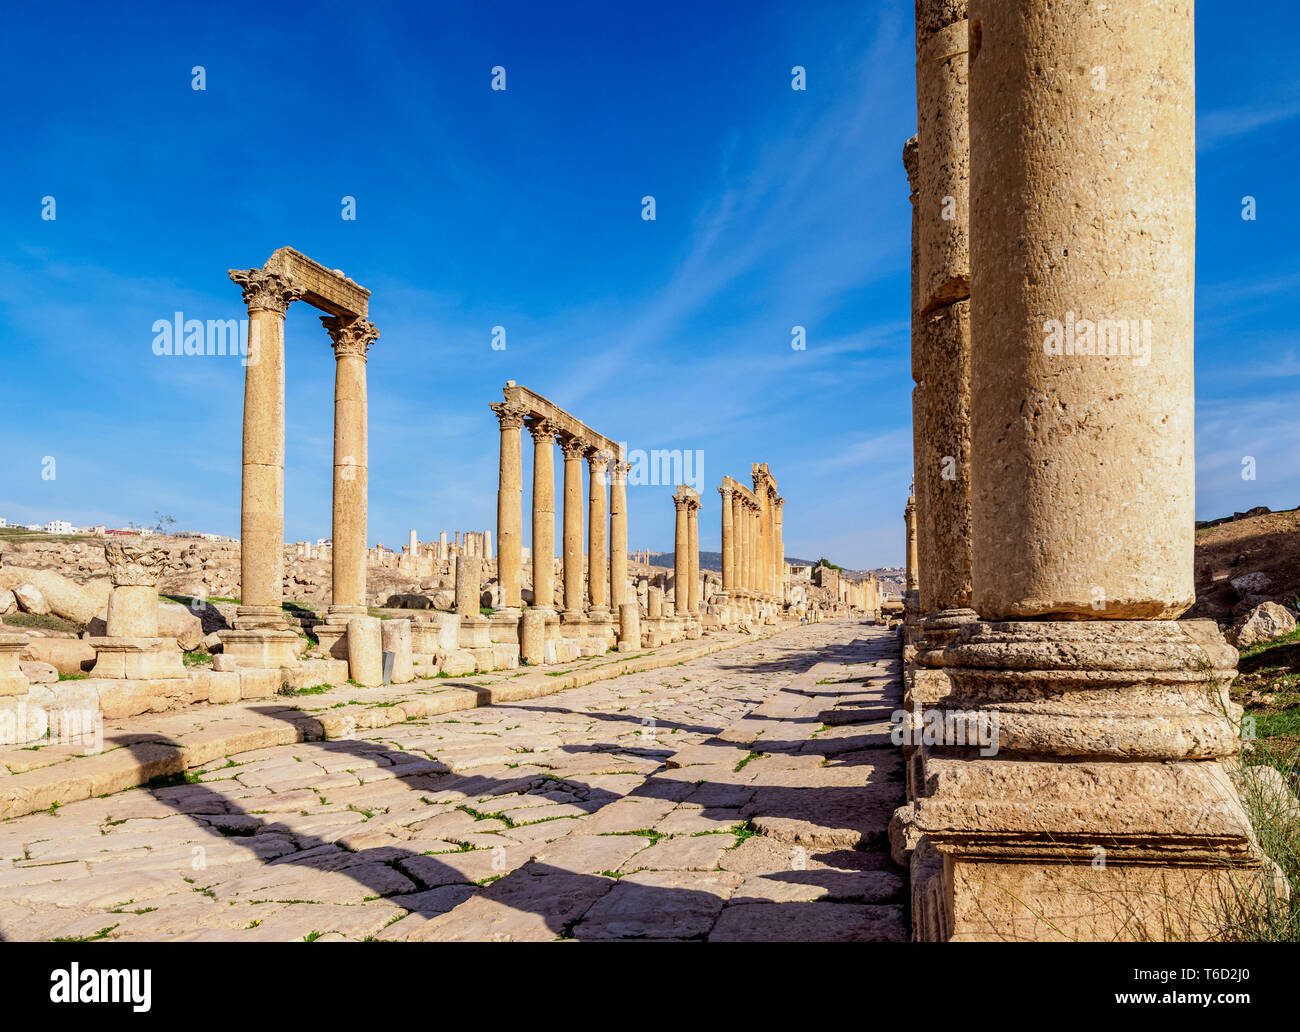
[905,617,1278,941]
[89,637,185,680]
[218,628,304,668]
[234,605,289,631]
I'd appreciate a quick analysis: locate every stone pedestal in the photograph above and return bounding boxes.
[455,556,481,619]
[0,634,31,696]
[89,638,185,680]
[520,609,546,666]
[381,619,414,684]
[220,628,304,668]
[347,616,384,687]
[457,616,492,650]
[617,602,641,652]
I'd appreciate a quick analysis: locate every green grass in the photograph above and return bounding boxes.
[57,671,89,681]
[183,649,214,668]
[278,683,333,697]
[2,612,81,633]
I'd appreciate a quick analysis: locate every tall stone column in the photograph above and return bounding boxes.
[908,0,1268,942]
[769,493,780,597]
[560,433,587,623]
[587,448,610,618]
[687,498,700,613]
[527,417,556,612]
[743,499,754,595]
[490,402,525,609]
[323,316,378,618]
[913,0,975,651]
[729,492,744,596]
[719,484,735,594]
[229,267,301,632]
[672,492,690,616]
[609,460,629,610]
[754,483,769,599]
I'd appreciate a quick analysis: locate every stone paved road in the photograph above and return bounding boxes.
[0,621,906,942]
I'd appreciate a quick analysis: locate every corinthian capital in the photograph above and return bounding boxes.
[490,401,527,431]
[559,433,589,460]
[104,541,170,587]
[526,416,557,442]
[321,316,379,359]
[229,267,302,315]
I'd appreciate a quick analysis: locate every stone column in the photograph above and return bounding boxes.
[738,501,750,596]
[229,267,301,631]
[490,402,524,609]
[904,495,918,597]
[673,492,690,616]
[617,602,640,653]
[527,417,556,612]
[753,482,769,599]
[439,531,448,561]
[587,448,610,618]
[774,497,784,606]
[906,0,1268,943]
[718,483,735,595]
[407,529,418,558]
[323,316,378,619]
[560,433,587,623]
[687,499,700,613]
[609,460,629,611]
[912,0,975,651]
[455,555,480,619]
[484,530,492,561]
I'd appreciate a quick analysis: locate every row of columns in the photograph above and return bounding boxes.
[718,481,783,601]
[896,0,1264,941]
[491,402,628,621]
[672,487,700,615]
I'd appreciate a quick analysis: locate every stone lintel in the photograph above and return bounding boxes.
[263,247,370,318]
[721,475,757,506]
[501,383,619,458]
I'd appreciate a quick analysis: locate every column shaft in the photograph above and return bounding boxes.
[673,499,689,615]
[719,486,734,592]
[561,435,586,617]
[327,320,374,613]
[492,404,525,608]
[528,419,556,611]
[229,268,300,629]
[687,504,700,612]
[587,451,609,613]
[609,462,629,609]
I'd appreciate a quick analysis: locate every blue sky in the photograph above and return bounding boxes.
[1,0,1296,569]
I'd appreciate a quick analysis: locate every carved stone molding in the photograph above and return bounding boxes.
[104,541,170,587]
[321,315,379,359]
[525,416,557,442]
[490,401,528,432]
[559,434,589,461]
[229,267,303,315]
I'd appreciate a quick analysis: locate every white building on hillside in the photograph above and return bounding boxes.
[44,520,75,535]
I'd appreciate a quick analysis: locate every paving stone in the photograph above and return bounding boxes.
[709,901,908,942]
